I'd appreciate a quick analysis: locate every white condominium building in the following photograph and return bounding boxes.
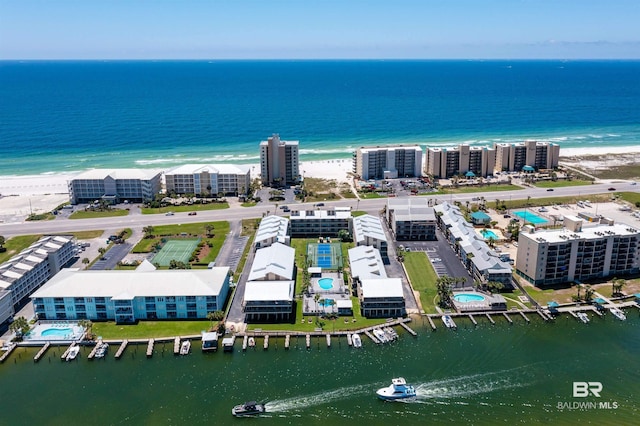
[425,144,496,178]
[494,140,560,172]
[353,145,423,180]
[165,164,251,196]
[68,168,162,204]
[260,134,300,186]
[516,216,640,286]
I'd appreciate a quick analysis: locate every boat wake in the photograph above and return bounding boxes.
[265,383,371,413]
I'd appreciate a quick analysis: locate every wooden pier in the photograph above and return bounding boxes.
[468,314,478,326]
[326,334,331,348]
[502,312,513,324]
[519,311,530,323]
[285,335,290,350]
[34,342,50,363]
[60,344,74,361]
[114,340,128,359]
[537,310,551,321]
[364,330,379,344]
[173,337,180,355]
[305,334,310,349]
[426,316,437,330]
[87,343,98,360]
[347,333,352,346]
[242,335,248,351]
[485,313,496,324]
[263,335,269,350]
[146,339,154,358]
[399,321,418,336]
[0,343,17,363]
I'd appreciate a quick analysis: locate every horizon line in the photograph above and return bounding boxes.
[2,57,640,62]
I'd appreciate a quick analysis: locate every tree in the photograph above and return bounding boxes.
[82,257,90,268]
[9,316,30,338]
[487,281,504,294]
[337,229,352,242]
[436,276,453,308]
[612,278,626,297]
[143,226,155,238]
[205,224,214,238]
[314,293,321,316]
[98,247,107,257]
[583,285,595,303]
[0,235,5,252]
[78,319,94,340]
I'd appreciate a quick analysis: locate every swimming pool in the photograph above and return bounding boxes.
[318,278,334,290]
[320,298,335,307]
[453,293,487,303]
[513,210,548,224]
[480,229,499,240]
[41,328,73,337]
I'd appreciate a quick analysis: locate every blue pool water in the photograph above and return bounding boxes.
[513,210,548,224]
[454,293,487,303]
[41,328,73,337]
[321,299,335,307]
[318,278,334,290]
[480,229,499,240]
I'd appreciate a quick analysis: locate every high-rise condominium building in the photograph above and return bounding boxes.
[259,134,299,186]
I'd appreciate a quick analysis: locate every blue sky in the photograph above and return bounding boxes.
[1,0,639,59]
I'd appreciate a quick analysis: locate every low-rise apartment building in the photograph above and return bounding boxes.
[68,169,162,204]
[289,207,352,238]
[386,198,437,241]
[353,145,423,180]
[165,164,251,196]
[352,214,388,259]
[359,278,405,318]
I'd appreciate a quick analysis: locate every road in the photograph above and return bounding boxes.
[0,181,636,238]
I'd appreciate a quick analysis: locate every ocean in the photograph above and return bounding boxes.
[1,60,640,176]
[1,316,638,425]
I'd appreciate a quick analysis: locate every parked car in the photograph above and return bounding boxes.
[165,211,174,216]
[546,188,554,191]
[315,202,325,207]
[188,211,197,215]
[608,187,616,191]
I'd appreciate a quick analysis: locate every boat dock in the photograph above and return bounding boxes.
[485,313,496,324]
[60,343,74,361]
[364,330,379,344]
[305,334,310,349]
[285,335,290,350]
[519,311,530,323]
[502,313,513,324]
[347,333,352,346]
[263,335,269,350]
[326,334,331,348]
[0,343,17,363]
[242,335,248,351]
[87,343,99,360]
[173,337,180,355]
[468,314,477,326]
[399,321,417,336]
[33,342,50,363]
[146,339,154,357]
[114,340,128,359]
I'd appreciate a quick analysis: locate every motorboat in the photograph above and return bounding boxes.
[66,345,80,361]
[352,333,362,348]
[384,327,398,341]
[610,308,627,321]
[248,337,256,348]
[232,401,266,417]
[442,315,456,329]
[180,340,191,355]
[376,378,416,401]
[373,328,388,343]
[94,341,109,358]
[576,312,589,324]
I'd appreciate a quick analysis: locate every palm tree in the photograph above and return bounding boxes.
[583,285,595,303]
[9,316,30,338]
[78,319,94,340]
[207,311,217,331]
[143,226,154,238]
[82,257,90,268]
[314,294,321,315]
[205,224,214,237]
[0,235,5,252]
[98,247,107,257]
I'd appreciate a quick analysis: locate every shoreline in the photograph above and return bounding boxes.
[1,146,639,198]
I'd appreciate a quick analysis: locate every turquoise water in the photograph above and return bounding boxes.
[2,60,640,176]
[514,210,548,224]
[480,229,499,240]
[1,316,638,424]
[453,293,487,303]
[318,278,334,290]
[40,328,72,337]
[320,298,335,307]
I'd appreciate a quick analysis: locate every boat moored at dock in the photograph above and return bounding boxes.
[352,333,362,348]
[65,345,80,362]
[576,312,590,324]
[179,340,191,355]
[610,308,627,321]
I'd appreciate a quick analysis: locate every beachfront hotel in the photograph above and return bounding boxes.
[259,133,300,186]
[30,261,231,322]
[352,145,423,180]
[68,168,162,204]
[435,202,513,288]
[425,145,496,179]
[516,216,640,286]
[494,140,560,172]
[164,164,251,196]
[385,198,437,241]
[289,207,352,238]
[0,236,75,324]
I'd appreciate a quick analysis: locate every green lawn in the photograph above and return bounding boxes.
[534,180,593,188]
[444,184,522,194]
[92,321,211,339]
[0,235,41,263]
[403,252,439,314]
[132,238,161,253]
[69,209,129,219]
[241,201,257,207]
[351,210,368,217]
[617,191,640,205]
[26,212,56,221]
[358,192,386,199]
[61,230,105,239]
[152,221,228,236]
[497,193,613,210]
[141,202,229,214]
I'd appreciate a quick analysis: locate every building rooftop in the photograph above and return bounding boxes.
[31,266,230,299]
[71,168,162,181]
[255,216,289,246]
[166,164,250,175]
[248,243,295,281]
[348,246,387,281]
[360,278,404,299]
[520,220,640,244]
[352,214,387,244]
[290,208,352,220]
[244,280,295,302]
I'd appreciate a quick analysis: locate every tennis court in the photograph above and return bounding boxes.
[307,243,342,270]
[152,239,200,266]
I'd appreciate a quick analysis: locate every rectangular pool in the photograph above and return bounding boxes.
[513,210,547,224]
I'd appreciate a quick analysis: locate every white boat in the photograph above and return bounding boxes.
[372,328,388,343]
[232,401,266,417]
[352,333,362,348]
[610,308,627,321]
[248,337,256,347]
[442,315,456,329]
[94,341,109,358]
[66,345,80,361]
[180,340,191,355]
[576,312,590,324]
[384,327,398,340]
[376,377,416,401]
